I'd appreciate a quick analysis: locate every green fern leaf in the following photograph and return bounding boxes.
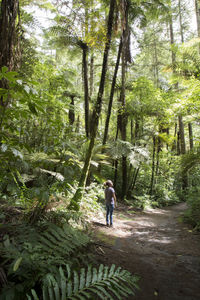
[59,267,67,300]
[73,270,79,294]
[66,264,71,279]
[97,264,104,281]
[108,264,115,277]
[46,275,56,300]
[85,265,92,287]
[42,286,49,300]
[106,278,129,297]
[91,267,98,284]
[94,285,114,300]
[79,291,91,299]
[105,284,122,300]
[103,265,109,279]
[87,287,105,300]
[67,280,72,297]
[113,266,122,275]
[79,268,85,290]
[31,289,39,300]
[52,279,60,300]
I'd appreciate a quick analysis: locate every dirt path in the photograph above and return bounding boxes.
[92,203,200,300]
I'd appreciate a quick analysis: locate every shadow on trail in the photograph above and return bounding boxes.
[92,203,200,300]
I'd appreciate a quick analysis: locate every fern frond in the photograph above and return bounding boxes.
[27,264,139,300]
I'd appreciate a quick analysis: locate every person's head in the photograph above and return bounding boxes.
[105,180,113,187]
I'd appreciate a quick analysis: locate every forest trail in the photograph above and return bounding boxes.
[92,203,200,300]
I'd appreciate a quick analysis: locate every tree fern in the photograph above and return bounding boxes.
[27,264,139,300]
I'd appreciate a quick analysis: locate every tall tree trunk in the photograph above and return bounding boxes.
[82,45,90,137]
[153,28,159,87]
[156,135,161,177]
[169,2,187,190]
[98,37,122,173]
[70,0,116,210]
[120,0,130,200]
[178,115,186,154]
[69,96,75,125]
[188,122,194,150]
[131,119,134,144]
[149,136,156,196]
[102,37,122,147]
[89,52,94,98]
[195,0,200,39]
[178,0,184,44]
[0,0,20,71]
[0,0,20,128]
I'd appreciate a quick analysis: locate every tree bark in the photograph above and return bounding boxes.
[188,122,194,151]
[69,96,75,125]
[195,0,200,39]
[0,0,20,112]
[178,115,186,155]
[89,52,94,98]
[149,136,156,196]
[70,0,116,210]
[120,0,130,200]
[82,44,90,137]
[0,0,20,71]
[102,37,122,147]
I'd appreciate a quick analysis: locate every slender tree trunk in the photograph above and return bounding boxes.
[169,2,187,191]
[188,122,194,150]
[131,119,134,144]
[69,96,75,125]
[132,166,140,191]
[89,52,94,98]
[178,115,186,154]
[120,1,130,200]
[178,0,184,44]
[156,136,161,177]
[149,136,156,196]
[102,37,122,147]
[98,37,122,173]
[82,45,90,137]
[195,0,200,39]
[70,0,116,209]
[135,117,139,144]
[113,113,120,188]
[153,28,159,87]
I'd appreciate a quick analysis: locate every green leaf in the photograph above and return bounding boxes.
[31,289,39,300]
[67,281,72,297]
[28,102,38,115]
[92,267,97,284]
[2,66,8,73]
[79,268,85,290]
[73,270,79,294]
[13,257,23,272]
[85,265,92,287]
[98,264,104,281]
[87,287,105,300]
[108,264,115,277]
[59,267,67,300]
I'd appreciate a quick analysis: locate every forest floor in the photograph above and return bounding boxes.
[91,202,200,300]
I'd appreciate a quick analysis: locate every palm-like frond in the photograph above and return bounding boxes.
[27,264,139,300]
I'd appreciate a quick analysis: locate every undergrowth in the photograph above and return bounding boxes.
[0,183,139,299]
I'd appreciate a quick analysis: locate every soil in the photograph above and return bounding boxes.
[91,203,200,300]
